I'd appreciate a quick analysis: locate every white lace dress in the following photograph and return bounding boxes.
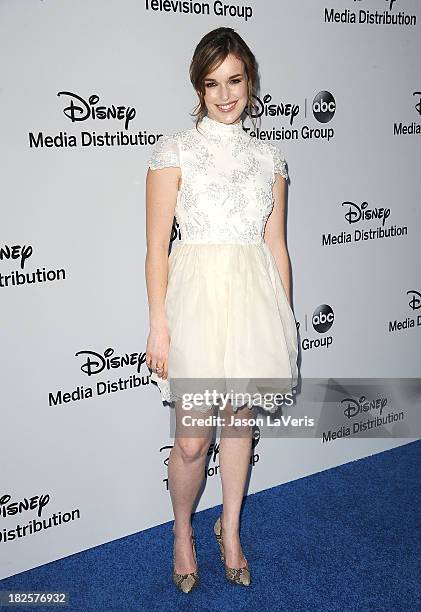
[147,114,298,412]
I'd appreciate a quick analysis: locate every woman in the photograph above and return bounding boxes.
[145,27,298,593]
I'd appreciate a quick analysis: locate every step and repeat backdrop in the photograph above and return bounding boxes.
[1,0,420,579]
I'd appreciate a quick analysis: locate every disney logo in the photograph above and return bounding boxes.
[250,94,299,126]
[407,290,421,311]
[160,435,260,467]
[0,244,33,269]
[75,347,146,375]
[171,219,180,244]
[342,395,387,419]
[413,92,421,116]
[0,493,50,518]
[160,441,220,467]
[57,91,136,130]
[342,201,391,226]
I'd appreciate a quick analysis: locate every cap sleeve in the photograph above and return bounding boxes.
[270,144,288,181]
[148,134,180,170]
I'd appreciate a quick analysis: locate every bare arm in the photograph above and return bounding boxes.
[263,174,293,306]
[145,164,180,378]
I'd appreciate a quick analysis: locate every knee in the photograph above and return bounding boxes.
[222,406,254,435]
[174,438,210,463]
[228,421,253,435]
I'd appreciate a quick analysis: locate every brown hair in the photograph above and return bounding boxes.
[189,27,259,131]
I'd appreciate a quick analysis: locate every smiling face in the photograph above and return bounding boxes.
[202,53,248,125]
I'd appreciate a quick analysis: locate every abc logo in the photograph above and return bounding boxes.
[313,91,336,123]
[312,304,334,333]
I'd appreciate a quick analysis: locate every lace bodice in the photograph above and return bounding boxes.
[147,115,288,244]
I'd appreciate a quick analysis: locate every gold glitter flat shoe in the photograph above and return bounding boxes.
[172,527,199,594]
[214,516,251,586]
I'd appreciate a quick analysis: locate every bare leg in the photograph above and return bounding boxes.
[218,401,254,567]
[168,399,214,573]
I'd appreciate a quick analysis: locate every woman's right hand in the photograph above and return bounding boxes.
[146,322,170,380]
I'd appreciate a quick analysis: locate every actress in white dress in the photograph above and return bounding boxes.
[145,27,298,593]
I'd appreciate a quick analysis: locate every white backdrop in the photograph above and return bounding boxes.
[1,0,420,579]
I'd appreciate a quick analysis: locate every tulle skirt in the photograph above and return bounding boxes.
[149,241,299,413]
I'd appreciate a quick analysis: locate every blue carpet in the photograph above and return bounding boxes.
[1,440,420,611]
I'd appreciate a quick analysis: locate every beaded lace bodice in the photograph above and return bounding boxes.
[148,115,288,244]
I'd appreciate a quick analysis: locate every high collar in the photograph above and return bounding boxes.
[198,114,244,137]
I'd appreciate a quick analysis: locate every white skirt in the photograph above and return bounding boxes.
[150,241,299,413]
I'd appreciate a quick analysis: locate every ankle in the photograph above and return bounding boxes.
[173,523,193,538]
[221,514,240,534]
